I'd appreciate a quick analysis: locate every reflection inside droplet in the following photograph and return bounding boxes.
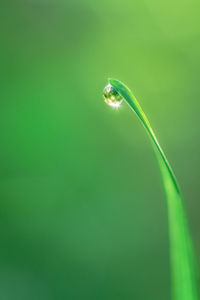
[103,83,123,108]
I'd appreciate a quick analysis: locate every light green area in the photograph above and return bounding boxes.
[109,79,199,300]
[0,0,200,299]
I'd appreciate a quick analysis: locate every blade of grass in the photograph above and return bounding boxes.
[108,78,198,300]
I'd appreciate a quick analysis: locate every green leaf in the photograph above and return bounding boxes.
[108,78,199,300]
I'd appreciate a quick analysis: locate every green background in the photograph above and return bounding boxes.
[1,0,200,299]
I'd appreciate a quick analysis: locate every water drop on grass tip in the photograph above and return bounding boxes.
[103,83,123,108]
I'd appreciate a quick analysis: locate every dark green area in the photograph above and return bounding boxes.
[0,0,200,299]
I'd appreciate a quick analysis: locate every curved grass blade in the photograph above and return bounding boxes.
[108,78,198,300]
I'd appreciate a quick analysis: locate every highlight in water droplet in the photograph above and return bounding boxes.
[103,83,123,108]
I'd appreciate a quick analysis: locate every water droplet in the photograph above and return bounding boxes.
[103,83,123,108]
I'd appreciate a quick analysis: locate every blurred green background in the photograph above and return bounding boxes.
[0,0,200,299]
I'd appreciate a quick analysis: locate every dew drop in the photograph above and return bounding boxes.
[103,83,123,108]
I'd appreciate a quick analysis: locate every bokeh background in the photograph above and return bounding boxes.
[0,0,200,299]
